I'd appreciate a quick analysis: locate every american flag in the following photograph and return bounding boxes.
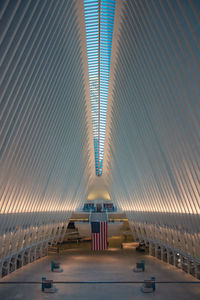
[91,221,108,250]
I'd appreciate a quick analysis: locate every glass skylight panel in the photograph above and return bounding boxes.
[84,0,115,176]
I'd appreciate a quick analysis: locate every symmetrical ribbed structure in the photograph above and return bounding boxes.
[0,0,199,278]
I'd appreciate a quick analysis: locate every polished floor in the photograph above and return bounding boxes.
[0,247,200,300]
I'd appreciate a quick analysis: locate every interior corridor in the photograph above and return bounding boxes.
[0,246,199,300]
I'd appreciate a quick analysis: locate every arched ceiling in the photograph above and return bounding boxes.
[0,0,199,233]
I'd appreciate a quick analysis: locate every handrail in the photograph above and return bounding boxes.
[0,280,199,284]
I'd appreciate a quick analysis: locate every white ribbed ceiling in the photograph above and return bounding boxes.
[105,0,200,213]
[0,0,94,215]
[0,0,199,254]
[102,0,200,236]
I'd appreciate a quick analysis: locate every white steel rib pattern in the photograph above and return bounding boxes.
[0,0,93,268]
[104,0,200,260]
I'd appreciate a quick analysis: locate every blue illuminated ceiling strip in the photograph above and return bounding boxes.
[84,0,115,176]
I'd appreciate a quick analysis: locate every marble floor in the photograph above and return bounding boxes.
[0,248,200,300]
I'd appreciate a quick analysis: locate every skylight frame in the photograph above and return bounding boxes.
[84,0,115,176]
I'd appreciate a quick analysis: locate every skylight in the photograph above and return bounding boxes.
[84,0,116,176]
